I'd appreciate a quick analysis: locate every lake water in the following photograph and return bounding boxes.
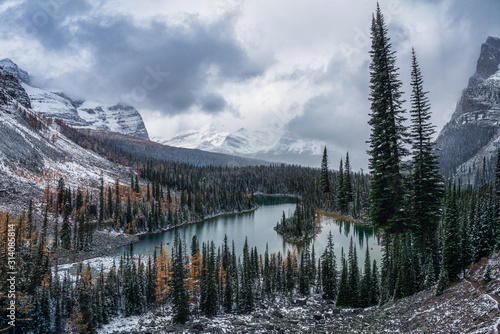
[116,196,382,271]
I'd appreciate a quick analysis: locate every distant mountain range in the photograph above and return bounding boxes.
[1,58,327,167]
[436,36,500,183]
[154,124,326,167]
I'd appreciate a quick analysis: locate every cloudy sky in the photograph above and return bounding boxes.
[0,0,499,169]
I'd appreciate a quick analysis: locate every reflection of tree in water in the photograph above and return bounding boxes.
[254,195,297,206]
[333,219,376,250]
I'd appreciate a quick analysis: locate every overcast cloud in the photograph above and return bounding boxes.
[0,0,499,170]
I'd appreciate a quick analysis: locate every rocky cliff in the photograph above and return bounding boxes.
[436,36,500,183]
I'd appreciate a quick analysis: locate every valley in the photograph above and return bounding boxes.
[0,5,500,333]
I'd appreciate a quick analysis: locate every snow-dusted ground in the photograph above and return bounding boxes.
[93,252,500,333]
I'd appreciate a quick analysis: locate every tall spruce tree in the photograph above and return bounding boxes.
[321,231,337,300]
[409,48,444,253]
[347,238,360,307]
[360,246,372,307]
[367,4,408,233]
[60,203,72,250]
[336,248,349,307]
[442,186,461,281]
[495,148,500,250]
[320,146,331,194]
[171,231,190,324]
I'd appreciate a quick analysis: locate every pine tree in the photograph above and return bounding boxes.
[409,48,444,253]
[107,185,113,219]
[321,231,337,300]
[368,4,409,233]
[60,203,72,250]
[436,264,449,296]
[241,238,254,312]
[299,244,311,296]
[171,231,190,324]
[340,152,354,213]
[475,184,495,259]
[114,178,120,225]
[320,146,331,194]
[99,173,104,226]
[360,246,372,307]
[347,238,360,307]
[423,254,436,289]
[336,248,349,307]
[442,186,461,281]
[495,147,500,250]
[371,260,380,305]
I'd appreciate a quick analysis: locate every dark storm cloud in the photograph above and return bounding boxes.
[12,0,92,48]
[3,0,269,114]
[200,93,227,113]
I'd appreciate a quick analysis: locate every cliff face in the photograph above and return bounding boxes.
[436,36,500,183]
[0,65,31,109]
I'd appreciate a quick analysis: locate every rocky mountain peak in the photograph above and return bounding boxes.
[0,66,31,109]
[436,36,500,183]
[0,58,30,85]
[468,36,500,89]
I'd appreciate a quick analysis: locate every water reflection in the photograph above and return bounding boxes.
[116,196,382,271]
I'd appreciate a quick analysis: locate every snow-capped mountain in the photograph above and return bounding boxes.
[155,124,325,166]
[436,36,500,183]
[0,58,149,140]
[0,69,131,209]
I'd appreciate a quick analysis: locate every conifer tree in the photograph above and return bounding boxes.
[368,4,408,233]
[340,152,354,213]
[371,260,380,305]
[60,203,72,250]
[320,146,331,194]
[436,264,449,296]
[495,147,500,249]
[114,178,120,225]
[360,246,372,307]
[347,238,360,307]
[442,186,461,281]
[299,244,311,296]
[321,231,337,300]
[171,231,190,324]
[475,184,495,259]
[409,48,444,253]
[99,173,104,225]
[336,248,349,307]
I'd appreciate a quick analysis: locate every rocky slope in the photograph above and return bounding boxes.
[436,36,500,183]
[0,58,150,140]
[0,61,31,109]
[0,74,130,212]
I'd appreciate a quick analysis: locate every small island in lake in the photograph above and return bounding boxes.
[274,201,321,244]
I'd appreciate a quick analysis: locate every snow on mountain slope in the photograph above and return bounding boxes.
[154,124,324,166]
[0,91,129,210]
[159,124,231,150]
[0,58,150,140]
[0,58,30,84]
[436,36,500,183]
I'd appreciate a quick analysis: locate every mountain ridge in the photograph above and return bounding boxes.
[436,36,500,183]
[155,124,325,166]
[0,58,150,140]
